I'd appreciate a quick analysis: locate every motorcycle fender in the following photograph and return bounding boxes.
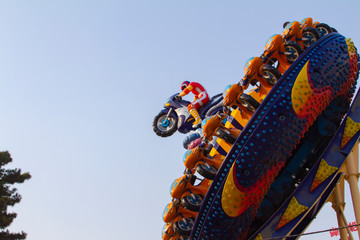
[175,107,191,129]
[160,108,178,119]
[178,116,194,134]
[160,108,169,114]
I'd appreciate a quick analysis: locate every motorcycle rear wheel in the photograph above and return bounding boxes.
[153,112,178,137]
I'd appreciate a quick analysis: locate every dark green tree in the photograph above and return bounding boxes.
[0,151,31,240]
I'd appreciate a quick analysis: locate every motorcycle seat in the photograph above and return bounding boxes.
[200,93,223,117]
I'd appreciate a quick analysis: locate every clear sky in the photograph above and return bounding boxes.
[0,1,359,240]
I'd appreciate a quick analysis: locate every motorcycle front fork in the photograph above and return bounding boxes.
[165,108,173,120]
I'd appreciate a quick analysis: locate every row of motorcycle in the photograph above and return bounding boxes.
[161,18,336,240]
[162,113,240,240]
[224,17,336,113]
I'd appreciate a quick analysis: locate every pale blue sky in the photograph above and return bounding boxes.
[0,1,359,240]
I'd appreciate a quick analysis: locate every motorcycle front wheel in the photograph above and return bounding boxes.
[153,112,178,137]
[196,163,217,180]
[174,217,194,236]
[315,23,332,37]
[181,194,203,212]
[261,64,282,86]
[302,27,320,48]
[215,128,236,144]
[284,41,303,63]
[238,94,260,113]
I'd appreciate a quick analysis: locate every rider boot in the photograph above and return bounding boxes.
[189,107,202,128]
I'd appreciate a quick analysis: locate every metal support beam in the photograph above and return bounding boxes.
[331,182,349,240]
[344,143,360,239]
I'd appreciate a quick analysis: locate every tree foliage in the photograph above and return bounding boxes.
[0,151,31,240]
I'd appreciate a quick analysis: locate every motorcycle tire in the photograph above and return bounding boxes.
[315,23,332,37]
[153,112,178,137]
[239,93,260,113]
[215,128,236,144]
[284,41,303,64]
[174,217,194,236]
[261,64,282,86]
[302,27,320,48]
[196,163,217,180]
[181,194,203,212]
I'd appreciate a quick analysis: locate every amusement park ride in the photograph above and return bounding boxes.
[153,18,360,240]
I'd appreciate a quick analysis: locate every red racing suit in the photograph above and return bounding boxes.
[179,82,210,110]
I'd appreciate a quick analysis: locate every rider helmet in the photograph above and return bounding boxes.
[181,81,190,91]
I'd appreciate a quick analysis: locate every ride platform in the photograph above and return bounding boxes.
[190,33,359,240]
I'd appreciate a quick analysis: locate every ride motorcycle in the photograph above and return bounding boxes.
[241,56,282,91]
[202,113,241,144]
[162,198,197,237]
[153,93,223,137]
[299,17,335,37]
[162,222,190,240]
[260,34,303,74]
[183,141,225,180]
[223,84,259,119]
[282,20,320,50]
[162,222,175,240]
[170,169,211,212]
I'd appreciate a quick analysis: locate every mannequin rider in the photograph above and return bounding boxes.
[176,81,210,128]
